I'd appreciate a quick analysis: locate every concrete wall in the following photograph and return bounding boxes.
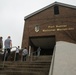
[49,41,76,75]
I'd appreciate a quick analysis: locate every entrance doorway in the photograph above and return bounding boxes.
[29,35,56,55]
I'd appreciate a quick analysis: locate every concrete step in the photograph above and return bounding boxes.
[0,67,49,72]
[28,55,52,62]
[1,64,50,68]
[0,55,52,75]
[0,61,51,66]
[0,71,48,75]
[1,62,50,65]
[0,55,52,63]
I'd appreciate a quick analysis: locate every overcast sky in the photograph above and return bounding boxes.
[0,0,76,48]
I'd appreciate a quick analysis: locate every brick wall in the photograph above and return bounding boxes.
[22,5,76,48]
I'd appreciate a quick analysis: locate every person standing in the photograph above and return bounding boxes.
[0,36,3,51]
[37,47,41,56]
[22,47,28,61]
[2,36,12,61]
[15,46,20,61]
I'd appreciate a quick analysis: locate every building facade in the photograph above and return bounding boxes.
[22,2,76,55]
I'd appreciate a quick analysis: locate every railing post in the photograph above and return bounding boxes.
[21,52,23,62]
[3,50,7,68]
[30,52,33,62]
[14,46,17,61]
[29,46,31,56]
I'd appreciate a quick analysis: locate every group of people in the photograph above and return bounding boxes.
[0,36,28,61]
[15,46,41,61]
[0,36,41,61]
[15,46,28,61]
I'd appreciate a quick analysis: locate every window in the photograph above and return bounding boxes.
[54,5,59,15]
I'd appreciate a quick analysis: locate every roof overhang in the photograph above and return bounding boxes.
[24,2,76,20]
[29,36,56,49]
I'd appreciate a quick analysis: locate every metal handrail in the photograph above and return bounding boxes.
[20,48,41,62]
[2,47,41,66]
[30,49,41,62]
[2,46,17,68]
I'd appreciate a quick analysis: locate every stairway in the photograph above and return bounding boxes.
[0,55,52,75]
